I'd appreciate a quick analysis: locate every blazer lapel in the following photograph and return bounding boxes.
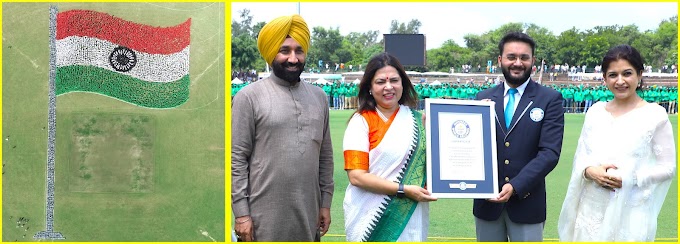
[490,85,507,135]
[507,80,537,135]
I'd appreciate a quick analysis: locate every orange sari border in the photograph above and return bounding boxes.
[363,107,399,151]
[344,150,369,170]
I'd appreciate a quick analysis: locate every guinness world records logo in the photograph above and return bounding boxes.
[451,120,470,138]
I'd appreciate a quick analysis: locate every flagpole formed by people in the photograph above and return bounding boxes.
[34,5,65,240]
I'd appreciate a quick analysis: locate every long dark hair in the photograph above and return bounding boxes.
[355,52,418,115]
[602,44,645,90]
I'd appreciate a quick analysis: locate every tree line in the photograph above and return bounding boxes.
[231,9,677,74]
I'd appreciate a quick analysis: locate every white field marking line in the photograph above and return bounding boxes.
[191,10,223,45]
[191,50,224,87]
[194,30,220,45]
[174,49,223,111]
[175,92,220,111]
[55,87,222,111]
[56,86,221,111]
[175,50,224,110]
[145,2,222,45]
[199,229,217,242]
[3,37,40,69]
[144,2,218,11]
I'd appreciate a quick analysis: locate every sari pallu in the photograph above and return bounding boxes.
[343,105,428,242]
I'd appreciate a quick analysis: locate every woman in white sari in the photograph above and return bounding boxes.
[558,45,676,241]
[343,52,437,242]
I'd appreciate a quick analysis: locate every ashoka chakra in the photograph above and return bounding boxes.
[109,46,137,72]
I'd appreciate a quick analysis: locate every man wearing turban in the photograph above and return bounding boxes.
[231,14,334,242]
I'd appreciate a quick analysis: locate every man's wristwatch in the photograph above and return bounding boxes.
[396,183,405,198]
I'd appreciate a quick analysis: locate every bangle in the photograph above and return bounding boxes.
[582,167,592,181]
[235,217,251,224]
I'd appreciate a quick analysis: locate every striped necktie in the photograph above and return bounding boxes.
[505,88,518,129]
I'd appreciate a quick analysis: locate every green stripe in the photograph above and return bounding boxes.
[367,110,426,241]
[56,65,189,109]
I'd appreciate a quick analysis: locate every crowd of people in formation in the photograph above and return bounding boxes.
[231,81,678,114]
[558,83,678,114]
[8,216,32,240]
[232,13,676,242]
[231,70,259,82]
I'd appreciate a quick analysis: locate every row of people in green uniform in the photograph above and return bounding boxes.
[231,81,678,114]
[557,84,678,114]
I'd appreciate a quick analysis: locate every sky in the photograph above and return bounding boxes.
[231,2,678,49]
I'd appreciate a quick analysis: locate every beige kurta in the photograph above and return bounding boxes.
[231,74,334,241]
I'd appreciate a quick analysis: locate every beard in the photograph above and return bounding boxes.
[501,63,532,86]
[271,60,305,84]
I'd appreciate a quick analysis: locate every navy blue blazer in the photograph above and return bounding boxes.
[473,80,564,224]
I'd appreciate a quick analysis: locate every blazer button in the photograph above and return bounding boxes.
[504,159,509,165]
[504,177,510,182]
[505,142,510,147]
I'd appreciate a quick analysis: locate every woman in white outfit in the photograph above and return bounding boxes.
[558,44,676,241]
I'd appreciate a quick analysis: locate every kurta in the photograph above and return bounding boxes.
[231,74,334,241]
[558,102,675,241]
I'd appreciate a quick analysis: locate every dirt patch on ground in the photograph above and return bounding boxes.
[68,113,155,193]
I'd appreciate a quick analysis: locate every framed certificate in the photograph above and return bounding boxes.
[425,99,499,198]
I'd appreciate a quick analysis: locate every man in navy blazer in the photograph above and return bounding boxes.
[473,32,564,242]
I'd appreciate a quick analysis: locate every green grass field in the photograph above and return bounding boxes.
[321,110,678,242]
[67,113,155,193]
[2,3,225,241]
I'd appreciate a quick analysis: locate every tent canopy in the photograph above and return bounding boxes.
[423,71,450,76]
[314,77,329,85]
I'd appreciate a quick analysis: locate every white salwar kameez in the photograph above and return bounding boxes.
[558,102,675,241]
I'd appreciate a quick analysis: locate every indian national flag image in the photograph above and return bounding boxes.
[54,9,191,108]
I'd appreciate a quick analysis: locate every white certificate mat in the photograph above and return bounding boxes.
[425,99,499,199]
[438,112,485,181]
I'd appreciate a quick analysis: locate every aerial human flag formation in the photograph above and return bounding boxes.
[55,9,191,108]
[36,6,191,240]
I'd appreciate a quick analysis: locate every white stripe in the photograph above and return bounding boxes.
[56,36,189,83]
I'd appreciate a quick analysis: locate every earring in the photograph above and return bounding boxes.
[369,91,372,95]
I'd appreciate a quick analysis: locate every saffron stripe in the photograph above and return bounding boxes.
[56,9,190,55]
[56,36,189,83]
[344,150,369,170]
[56,65,190,108]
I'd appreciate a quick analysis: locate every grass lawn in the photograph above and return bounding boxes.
[3,3,225,241]
[321,109,678,242]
